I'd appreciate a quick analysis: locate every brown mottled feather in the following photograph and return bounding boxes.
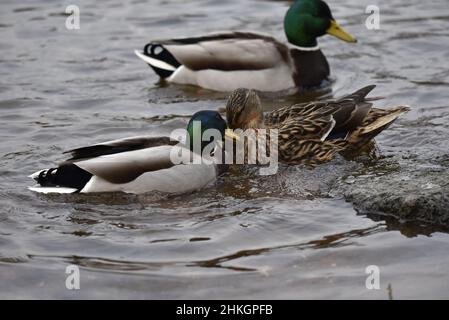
[278,139,348,166]
[226,86,410,165]
[265,101,337,126]
[343,106,410,154]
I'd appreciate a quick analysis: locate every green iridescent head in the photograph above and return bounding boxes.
[186,111,238,153]
[284,0,357,47]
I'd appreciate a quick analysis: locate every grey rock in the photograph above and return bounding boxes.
[334,155,449,226]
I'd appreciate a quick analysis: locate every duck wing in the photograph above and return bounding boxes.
[72,145,181,184]
[266,85,377,139]
[63,136,178,161]
[265,101,337,128]
[274,103,338,141]
[327,85,376,136]
[140,32,290,73]
[270,103,346,165]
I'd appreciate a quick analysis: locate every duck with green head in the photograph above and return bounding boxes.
[135,0,356,92]
[28,111,238,195]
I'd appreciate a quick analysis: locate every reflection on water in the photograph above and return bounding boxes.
[1,0,449,299]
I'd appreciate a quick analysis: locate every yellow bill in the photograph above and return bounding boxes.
[326,20,357,43]
[225,128,240,141]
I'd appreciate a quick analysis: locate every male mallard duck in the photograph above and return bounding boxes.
[135,0,356,92]
[28,111,238,194]
[226,85,410,166]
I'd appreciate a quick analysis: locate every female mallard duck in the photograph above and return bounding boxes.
[135,0,356,92]
[28,111,238,194]
[226,85,410,166]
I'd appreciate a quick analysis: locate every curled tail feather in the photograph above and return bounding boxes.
[135,43,181,79]
[30,164,92,191]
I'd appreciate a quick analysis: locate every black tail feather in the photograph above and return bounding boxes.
[143,43,181,79]
[36,164,92,191]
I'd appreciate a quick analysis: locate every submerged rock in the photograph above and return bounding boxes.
[334,155,449,226]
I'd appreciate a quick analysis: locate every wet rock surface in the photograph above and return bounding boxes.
[334,155,449,226]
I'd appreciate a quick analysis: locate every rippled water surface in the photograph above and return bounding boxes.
[1,0,449,299]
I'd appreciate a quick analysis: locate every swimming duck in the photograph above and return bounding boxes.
[135,0,356,92]
[28,111,238,194]
[225,85,410,166]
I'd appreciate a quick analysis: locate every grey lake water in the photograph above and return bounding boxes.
[1,0,449,299]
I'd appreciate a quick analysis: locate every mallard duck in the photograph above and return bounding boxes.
[135,0,356,92]
[28,111,238,194]
[225,85,410,166]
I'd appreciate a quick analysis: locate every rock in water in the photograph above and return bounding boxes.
[334,154,449,226]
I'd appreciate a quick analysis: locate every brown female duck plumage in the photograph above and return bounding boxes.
[226,85,410,166]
